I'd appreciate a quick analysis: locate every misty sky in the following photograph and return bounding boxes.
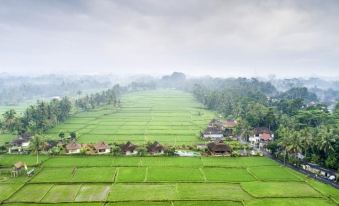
[0,0,339,77]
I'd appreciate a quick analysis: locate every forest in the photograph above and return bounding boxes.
[191,77,339,171]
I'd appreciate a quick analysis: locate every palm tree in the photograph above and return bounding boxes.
[2,109,18,133]
[318,126,336,155]
[286,131,303,162]
[31,135,43,164]
[278,128,291,165]
[300,127,314,158]
[236,120,252,142]
[277,127,301,165]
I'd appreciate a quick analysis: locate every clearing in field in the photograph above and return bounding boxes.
[45,89,216,145]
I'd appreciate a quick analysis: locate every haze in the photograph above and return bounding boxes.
[1,0,339,78]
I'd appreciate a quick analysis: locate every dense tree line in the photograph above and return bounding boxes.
[75,85,122,111]
[0,85,123,135]
[192,78,277,129]
[0,74,112,106]
[192,78,339,171]
[0,97,72,134]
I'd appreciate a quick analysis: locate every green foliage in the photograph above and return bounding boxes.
[70,131,77,139]
[276,99,303,116]
[137,146,147,156]
[279,87,317,102]
[75,84,121,111]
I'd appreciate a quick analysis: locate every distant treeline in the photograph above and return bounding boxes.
[75,85,122,111]
[1,98,72,134]
[0,74,112,106]
[0,84,123,135]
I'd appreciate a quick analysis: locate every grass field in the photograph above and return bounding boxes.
[0,155,338,206]
[44,89,216,145]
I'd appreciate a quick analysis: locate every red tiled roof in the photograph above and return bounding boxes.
[94,141,109,150]
[261,132,272,141]
[66,142,81,150]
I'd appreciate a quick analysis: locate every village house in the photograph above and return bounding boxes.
[94,141,111,154]
[223,119,237,137]
[147,141,164,155]
[120,141,138,155]
[249,127,274,146]
[207,141,232,156]
[66,141,82,154]
[202,127,224,140]
[8,134,32,154]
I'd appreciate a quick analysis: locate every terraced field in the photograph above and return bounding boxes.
[0,155,338,206]
[45,89,216,145]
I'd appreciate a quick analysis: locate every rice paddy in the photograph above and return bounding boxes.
[0,156,338,206]
[45,89,216,145]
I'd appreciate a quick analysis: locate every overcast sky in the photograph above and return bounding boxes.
[0,0,339,78]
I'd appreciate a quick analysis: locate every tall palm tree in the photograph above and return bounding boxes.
[278,127,291,165]
[31,135,43,164]
[318,126,336,155]
[236,120,252,142]
[2,109,18,133]
[286,131,303,161]
[300,127,314,158]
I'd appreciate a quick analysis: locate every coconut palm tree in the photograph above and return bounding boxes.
[30,135,44,164]
[235,120,252,142]
[277,127,291,165]
[286,131,303,162]
[318,126,336,155]
[300,127,314,158]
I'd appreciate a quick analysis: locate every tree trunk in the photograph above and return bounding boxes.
[36,151,39,164]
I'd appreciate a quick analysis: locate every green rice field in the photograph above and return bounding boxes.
[44,89,216,145]
[0,155,338,206]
